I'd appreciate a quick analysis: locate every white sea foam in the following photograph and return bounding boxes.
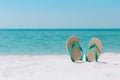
[0,52,120,80]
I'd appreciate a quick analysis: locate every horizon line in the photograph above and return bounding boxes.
[0,28,120,30]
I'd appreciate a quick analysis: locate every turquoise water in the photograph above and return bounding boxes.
[0,29,120,55]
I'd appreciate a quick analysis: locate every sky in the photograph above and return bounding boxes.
[0,0,120,29]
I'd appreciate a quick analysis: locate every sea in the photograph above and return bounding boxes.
[0,29,120,55]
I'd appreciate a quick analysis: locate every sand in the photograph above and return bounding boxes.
[0,52,120,80]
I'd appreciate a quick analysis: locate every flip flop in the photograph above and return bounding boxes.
[66,36,83,62]
[86,38,102,62]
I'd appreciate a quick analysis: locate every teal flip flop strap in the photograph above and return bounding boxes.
[86,43,98,62]
[69,41,83,62]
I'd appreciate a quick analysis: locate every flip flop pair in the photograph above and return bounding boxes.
[66,36,102,62]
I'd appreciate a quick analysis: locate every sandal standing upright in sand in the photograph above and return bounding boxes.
[66,36,83,62]
[86,38,102,62]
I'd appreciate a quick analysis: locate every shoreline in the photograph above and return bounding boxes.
[0,52,119,56]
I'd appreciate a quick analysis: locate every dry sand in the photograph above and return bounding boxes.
[0,52,120,80]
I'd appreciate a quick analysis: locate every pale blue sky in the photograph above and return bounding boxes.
[0,0,120,29]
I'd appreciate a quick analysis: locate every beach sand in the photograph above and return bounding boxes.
[0,53,120,80]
